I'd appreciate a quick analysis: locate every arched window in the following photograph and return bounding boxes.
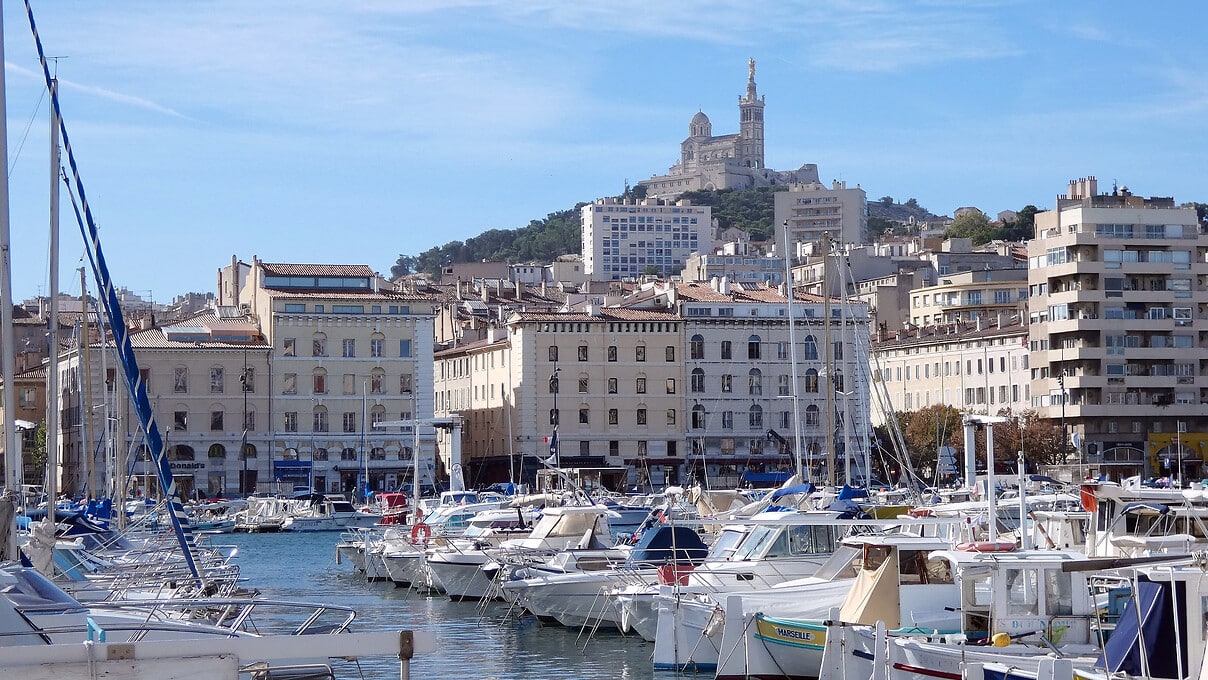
[370,368,385,394]
[748,405,763,429]
[282,447,299,461]
[691,404,706,429]
[805,405,820,427]
[312,332,328,357]
[242,443,257,459]
[803,335,818,361]
[313,447,329,461]
[169,444,195,461]
[690,334,705,360]
[207,443,226,459]
[691,368,705,393]
[748,368,762,396]
[747,334,761,360]
[804,369,819,393]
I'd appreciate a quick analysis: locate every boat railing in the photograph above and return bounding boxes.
[79,597,358,637]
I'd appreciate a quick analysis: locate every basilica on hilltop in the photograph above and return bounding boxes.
[639,58,819,199]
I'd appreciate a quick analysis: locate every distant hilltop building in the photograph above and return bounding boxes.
[639,59,819,198]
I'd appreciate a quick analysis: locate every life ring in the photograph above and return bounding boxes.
[410,522,432,544]
[957,540,1016,553]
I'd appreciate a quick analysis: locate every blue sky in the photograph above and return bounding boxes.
[3,1,1206,302]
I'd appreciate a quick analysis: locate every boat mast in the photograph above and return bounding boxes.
[46,75,60,522]
[822,231,835,487]
[0,0,17,522]
[80,267,94,498]
[782,220,804,482]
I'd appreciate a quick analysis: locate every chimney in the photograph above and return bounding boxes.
[456,277,464,301]
[515,278,523,301]
[541,279,547,297]
[975,316,982,332]
[481,284,489,304]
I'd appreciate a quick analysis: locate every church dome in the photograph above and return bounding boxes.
[689,111,712,138]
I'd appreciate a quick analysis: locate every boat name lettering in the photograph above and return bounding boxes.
[774,626,814,641]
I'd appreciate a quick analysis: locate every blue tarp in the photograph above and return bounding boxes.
[1099,578,1184,678]
[1120,502,1170,515]
[741,471,791,486]
[628,525,709,565]
[837,485,869,500]
[770,483,816,501]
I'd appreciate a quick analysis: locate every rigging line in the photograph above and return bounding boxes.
[8,82,46,177]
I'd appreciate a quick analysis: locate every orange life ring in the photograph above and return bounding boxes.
[410,522,432,544]
[956,540,1016,553]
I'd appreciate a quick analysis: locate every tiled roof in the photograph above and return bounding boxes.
[263,289,439,303]
[259,263,377,278]
[672,281,828,304]
[510,308,681,323]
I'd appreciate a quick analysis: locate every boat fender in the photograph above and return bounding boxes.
[956,540,1016,553]
[410,522,432,544]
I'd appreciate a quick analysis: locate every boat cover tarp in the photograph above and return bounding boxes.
[1098,578,1184,677]
[628,525,709,565]
[837,485,869,500]
[770,483,816,501]
[742,471,792,486]
[1119,502,1170,515]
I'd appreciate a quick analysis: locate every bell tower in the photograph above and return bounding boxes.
[738,57,765,169]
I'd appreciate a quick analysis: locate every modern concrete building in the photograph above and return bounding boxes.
[1027,177,1207,479]
[581,197,710,281]
[908,268,1029,327]
[775,180,869,252]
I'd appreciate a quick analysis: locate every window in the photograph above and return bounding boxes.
[636,408,647,425]
[636,345,646,362]
[607,345,617,362]
[208,444,226,459]
[578,377,589,393]
[721,341,732,359]
[283,373,297,394]
[370,337,383,358]
[240,367,254,392]
[284,412,298,432]
[312,370,327,394]
[832,370,844,393]
[721,374,733,392]
[690,335,704,359]
[342,338,355,357]
[748,368,763,395]
[666,378,676,394]
[691,405,706,429]
[18,387,36,409]
[666,409,676,425]
[174,411,188,431]
[312,334,327,357]
[283,338,296,357]
[341,447,356,461]
[778,374,790,396]
[805,405,819,427]
[749,438,764,455]
[400,339,412,357]
[549,346,559,362]
[803,336,818,361]
[313,409,329,432]
[550,409,559,425]
[579,407,589,424]
[400,374,413,393]
[748,335,761,359]
[209,367,224,394]
[749,405,763,428]
[578,345,588,361]
[343,412,357,433]
[637,441,648,457]
[243,410,255,431]
[370,370,384,394]
[609,441,619,457]
[608,409,618,425]
[343,373,355,395]
[722,411,734,429]
[607,377,618,394]
[691,368,705,392]
[174,367,188,393]
[636,377,647,394]
[210,410,224,431]
[665,346,675,361]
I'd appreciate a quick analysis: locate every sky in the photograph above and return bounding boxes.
[2,1,1206,303]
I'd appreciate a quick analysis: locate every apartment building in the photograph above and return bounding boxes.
[871,319,1031,423]
[908,268,1029,326]
[225,258,439,496]
[581,197,710,281]
[1027,178,1208,479]
[774,180,868,252]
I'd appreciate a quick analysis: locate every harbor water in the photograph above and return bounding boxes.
[220,530,658,680]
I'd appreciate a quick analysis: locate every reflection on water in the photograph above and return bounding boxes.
[220,532,656,680]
